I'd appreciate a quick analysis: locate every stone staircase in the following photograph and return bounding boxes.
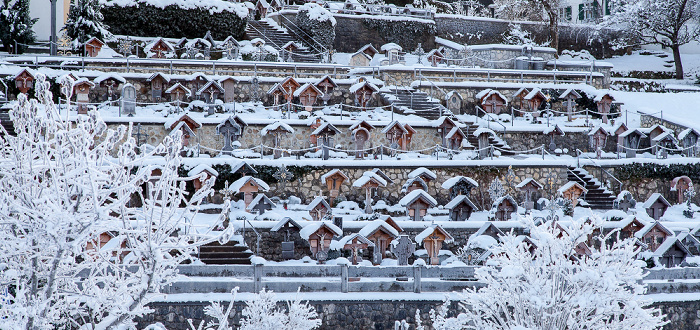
[0,110,15,136]
[245,20,320,63]
[460,122,513,156]
[567,167,616,209]
[381,87,445,119]
[198,237,253,265]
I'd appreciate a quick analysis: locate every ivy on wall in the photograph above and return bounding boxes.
[102,4,247,40]
[361,18,436,51]
[615,163,700,183]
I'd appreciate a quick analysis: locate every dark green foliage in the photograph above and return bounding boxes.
[361,18,436,51]
[296,8,336,50]
[0,0,37,54]
[575,90,619,118]
[251,165,321,184]
[615,163,700,183]
[561,198,574,217]
[102,3,247,40]
[63,0,111,47]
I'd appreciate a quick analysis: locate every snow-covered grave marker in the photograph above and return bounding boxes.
[120,83,136,116]
[391,235,415,266]
[216,116,244,154]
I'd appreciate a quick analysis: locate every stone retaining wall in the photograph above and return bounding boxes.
[137,298,700,330]
[640,114,689,135]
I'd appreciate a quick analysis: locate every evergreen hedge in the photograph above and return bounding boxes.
[102,3,247,40]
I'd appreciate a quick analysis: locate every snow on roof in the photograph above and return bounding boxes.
[165,82,190,95]
[228,176,270,193]
[352,171,387,188]
[349,80,379,94]
[94,73,126,85]
[524,88,545,100]
[185,38,212,48]
[348,120,375,131]
[247,193,276,211]
[415,224,454,245]
[492,195,517,209]
[164,114,202,129]
[557,181,587,194]
[196,80,224,95]
[587,125,610,136]
[261,121,294,136]
[293,83,324,98]
[399,189,437,207]
[299,221,342,240]
[168,121,195,138]
[643,193,670,209]
[187,163,218,177]
[441,176,478,190]
[559,88,581,99]
[516,177,542,189]
[679,128,700,140]
[651,130,678,143]
[431,116,461,128]
[593,91,614,102]
[144,37,175,53]
[512,87,529,97]
[333,233,375,250]
[299,2,337,25]
[543,124,564,136]
[358,220,400,238]
[321,169,349,182]
[271,217,303,231]
[434,37,465,51]
[316,75,338,88]
[619,128,647,138]
[652,237,690,257]
[445,126,466,139]
[473,127,495,137]
[478,90,509,106]
[380,43,402,52]
[444,195,478,211]
[311,122,340,136]
[307,196,331,211]
[103,0,249,17]
[74,77,95,87]
[358,43,378,54]
[408,167,437,181]
[473,222,505,237]
[216,115,246,130]
[467,234,498,250]
[12,67,35,79]
[401,176,427,193]
[635,221,674,239]
[381,120,408,134]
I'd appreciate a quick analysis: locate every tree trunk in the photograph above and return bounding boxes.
[671,43,684,80]
[549,13,559,53]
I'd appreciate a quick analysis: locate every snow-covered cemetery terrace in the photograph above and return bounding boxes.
[3,0,700,328]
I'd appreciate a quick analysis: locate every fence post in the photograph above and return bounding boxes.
[170,60,173,75]
[126,57,130,73]
[413,265,422,293]
[542,144,545,160]
[341,264,349,293]
[254,263,263,292]
[490,145,494,160]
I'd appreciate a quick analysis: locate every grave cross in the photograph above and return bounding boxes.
[118,38,134,57]
[546,196,560,222]
[273,165,293,190]
[132,123,149,147]
[488,179,505,202]
[218,120,242,153]
[345,239,368,265]
[505,166,516,195]
[391,235,415,266]
[544,171,558,197]
[251,197,273,215]
[223,40,236,60]
[250,77,261,103]
[185,47,197,60]
[58,33,72,56]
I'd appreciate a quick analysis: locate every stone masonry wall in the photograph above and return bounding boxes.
[640,114,689,135]
[138,299,700,330]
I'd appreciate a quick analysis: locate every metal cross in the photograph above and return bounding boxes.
[118,38,134,57]
[132,123,149,147]
[273,165,293,189]
[223,40,236,60]
[504,165,517,195]
[546,195,560,222]
[58,33,72,56]
[544,171,558,197]
[250,77,261,103]
[488,179,505,202]
[186,47,198,59]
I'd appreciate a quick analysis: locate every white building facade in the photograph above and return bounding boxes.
[30,0,71,42]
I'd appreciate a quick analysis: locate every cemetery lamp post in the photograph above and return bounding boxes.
[50,0,57,56]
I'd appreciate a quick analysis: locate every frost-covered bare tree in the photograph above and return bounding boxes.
[492,0,564,51]
[605,0,700,79]
[405,216,667,329]
[457,216,667,329]
[0,73,225,329]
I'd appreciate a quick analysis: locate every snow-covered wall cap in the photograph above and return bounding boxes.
[352,171,387,188]
[228,176,270,193]
[441,176,479,190]
[101,0,250,18]
[187,163,218,177]
[466,44,556,53]
[408,167,437,181]
[299,2,337,25]
[261,121,294,136]
[399,189,437,207]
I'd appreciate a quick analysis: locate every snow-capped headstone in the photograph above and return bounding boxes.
[392,235,415,266]
[120,83,136,116]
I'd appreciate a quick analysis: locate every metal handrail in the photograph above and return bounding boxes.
[246,23,285,53]
[416,72,447,99]
[474,105,507,135]
[276,14,328,55]
[242,219,261,255]
[576,149,623,193]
